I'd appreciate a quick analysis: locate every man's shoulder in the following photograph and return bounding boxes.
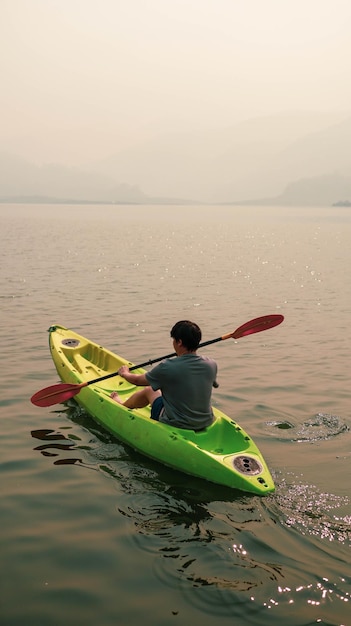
[199,354,217,366]
[186,354,217,371]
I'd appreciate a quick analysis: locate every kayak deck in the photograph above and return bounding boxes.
[48,325,275,495]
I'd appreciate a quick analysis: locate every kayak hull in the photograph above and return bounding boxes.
[48,325,275,495]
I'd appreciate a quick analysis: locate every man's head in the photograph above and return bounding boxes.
[170,320,202,352]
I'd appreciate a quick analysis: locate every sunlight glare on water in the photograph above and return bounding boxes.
[1,203,350,626]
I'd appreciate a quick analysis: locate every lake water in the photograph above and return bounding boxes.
[1,203,350,626]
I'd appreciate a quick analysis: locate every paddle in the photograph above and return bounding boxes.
[31,314,284,407]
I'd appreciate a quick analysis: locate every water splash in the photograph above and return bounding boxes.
[267,413,349,442]
[296,413,349,442]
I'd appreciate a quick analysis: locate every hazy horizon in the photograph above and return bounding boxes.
[2,0,351,168]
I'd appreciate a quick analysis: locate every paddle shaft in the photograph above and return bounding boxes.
[78,318,277,388]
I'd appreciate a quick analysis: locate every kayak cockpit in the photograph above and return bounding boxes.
[178,414,252,455]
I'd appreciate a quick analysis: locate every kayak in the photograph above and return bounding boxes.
[47,324,275,495]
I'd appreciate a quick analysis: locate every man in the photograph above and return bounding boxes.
[111,320,218,431]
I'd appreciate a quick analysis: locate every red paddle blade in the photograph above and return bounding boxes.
[232,314,284,339]
[31,382,85,407]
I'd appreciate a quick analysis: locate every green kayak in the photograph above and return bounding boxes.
[46,324,275,495]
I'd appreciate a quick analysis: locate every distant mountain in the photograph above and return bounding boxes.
[257,117,351,197]
[253,174,351,207]
[93,112,350,202]
[0,152,196,204]
[332,199,351,207]
[0,153,148,204]
[1,111,351,206]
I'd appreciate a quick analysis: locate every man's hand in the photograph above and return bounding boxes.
[118,365,130,379]
[118,366,149,387]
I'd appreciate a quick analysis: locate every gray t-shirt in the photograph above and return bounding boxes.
[145,353,217,430]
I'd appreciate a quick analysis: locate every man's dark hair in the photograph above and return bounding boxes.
[170,320,202,351]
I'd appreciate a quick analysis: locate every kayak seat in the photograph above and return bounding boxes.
[181,417,250,455]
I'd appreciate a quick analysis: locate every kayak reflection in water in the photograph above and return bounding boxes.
[110,320,218,431]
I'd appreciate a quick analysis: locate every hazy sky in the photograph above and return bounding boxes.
[1,0,351,165]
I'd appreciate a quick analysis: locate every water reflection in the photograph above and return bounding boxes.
[31,401,351,625]
[31,425,249,612]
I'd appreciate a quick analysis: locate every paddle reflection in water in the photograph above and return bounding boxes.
[31,428,83,465]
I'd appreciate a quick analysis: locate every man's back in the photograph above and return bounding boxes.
[146,354,217,430]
